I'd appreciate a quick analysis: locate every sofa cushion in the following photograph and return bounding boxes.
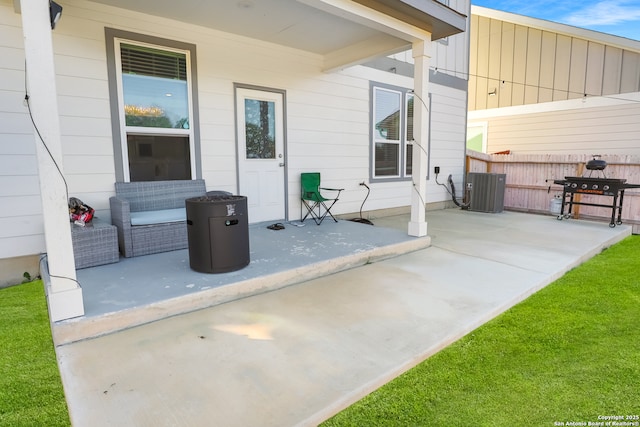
[130,208,186,226]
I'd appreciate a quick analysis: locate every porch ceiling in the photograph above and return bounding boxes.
[87,0,466,71]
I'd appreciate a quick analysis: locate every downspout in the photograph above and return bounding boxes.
[461,0,472,198]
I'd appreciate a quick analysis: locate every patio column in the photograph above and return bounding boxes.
[20,0,84,321]
[408,37,431,237]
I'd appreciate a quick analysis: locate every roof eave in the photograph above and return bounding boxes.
[353,0,467,40]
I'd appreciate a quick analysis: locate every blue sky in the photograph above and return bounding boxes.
[471,0,640,41]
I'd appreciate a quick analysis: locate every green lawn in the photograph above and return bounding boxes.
[0,280,70,427]
[323,235,640,427]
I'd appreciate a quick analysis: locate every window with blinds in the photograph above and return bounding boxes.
[120,44,190,130]
[120,44,187,80]
[116,40,194,181]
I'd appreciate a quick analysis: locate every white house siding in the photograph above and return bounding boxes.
[0,0,470,282]
[427,83,468,198]
[428,0,472,202]
[0,0,46,262]
[363,0,471,209]
[469,93,640,155]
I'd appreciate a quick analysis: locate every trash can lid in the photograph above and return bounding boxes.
[187,195,246,203]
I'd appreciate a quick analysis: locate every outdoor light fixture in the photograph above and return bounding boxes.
[49,1,63,30]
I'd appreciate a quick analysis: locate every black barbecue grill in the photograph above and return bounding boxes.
[552,157,640,227]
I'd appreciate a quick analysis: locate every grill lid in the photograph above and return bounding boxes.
[586,155,607,171]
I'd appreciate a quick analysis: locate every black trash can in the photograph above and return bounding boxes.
[186,195,250,273]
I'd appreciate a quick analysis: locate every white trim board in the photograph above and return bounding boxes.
[469,92,640,120]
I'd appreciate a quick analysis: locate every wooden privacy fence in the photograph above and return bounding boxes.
[466,151,640,229]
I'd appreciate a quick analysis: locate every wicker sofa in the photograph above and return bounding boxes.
[109,179,207,258]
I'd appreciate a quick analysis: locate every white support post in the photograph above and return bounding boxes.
[20,0,84,321]
[408,37,431,237]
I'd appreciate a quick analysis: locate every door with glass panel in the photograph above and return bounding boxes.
[235,87,285,223]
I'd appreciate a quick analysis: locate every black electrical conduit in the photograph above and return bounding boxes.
[349,182,374,225]
[435,173,470,210]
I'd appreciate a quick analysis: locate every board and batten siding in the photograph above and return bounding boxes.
[468,13,640,111]
[0,0,470,273]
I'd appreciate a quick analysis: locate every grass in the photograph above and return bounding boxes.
[0,280,70,427]
[322,235,640,427]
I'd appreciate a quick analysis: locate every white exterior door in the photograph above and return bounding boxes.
[236,88,286,223]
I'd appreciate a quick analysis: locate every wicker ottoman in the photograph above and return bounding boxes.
[71,219,119,269]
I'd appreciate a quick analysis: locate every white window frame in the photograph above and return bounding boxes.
[113,39,196,182]
[467,121,488,153]
[371,83,416,182]
[405,92,414,178]
[372,86,402,179]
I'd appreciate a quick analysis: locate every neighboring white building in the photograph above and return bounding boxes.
[467,6,640,155]
[0,0,471,317]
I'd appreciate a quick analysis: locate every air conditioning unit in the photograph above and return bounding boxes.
[467,172,506,213]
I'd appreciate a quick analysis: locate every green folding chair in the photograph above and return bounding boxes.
[301,172,344,225]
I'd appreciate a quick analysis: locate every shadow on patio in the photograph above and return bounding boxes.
[52,216,430,345]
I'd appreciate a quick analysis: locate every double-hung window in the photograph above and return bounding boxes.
[371,83,416,180]
[108,30,198,182]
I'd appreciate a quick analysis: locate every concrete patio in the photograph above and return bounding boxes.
[53,209,631,427]
[51,215,430,345]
